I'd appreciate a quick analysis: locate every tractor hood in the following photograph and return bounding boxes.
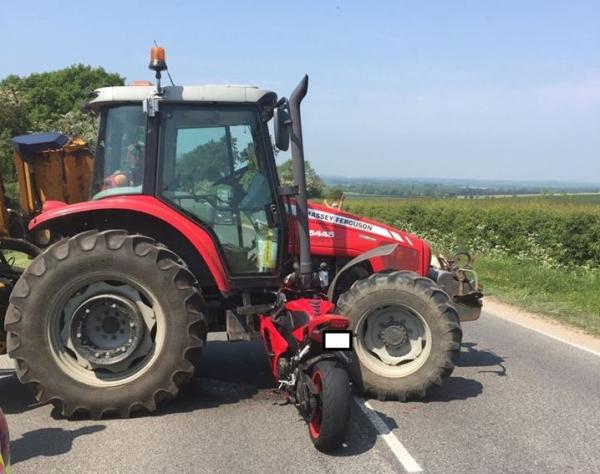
[305,201,431,275]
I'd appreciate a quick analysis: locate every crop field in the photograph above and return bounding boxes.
[343,195,600,335]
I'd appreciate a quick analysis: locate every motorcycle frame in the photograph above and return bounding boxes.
[259,298,349,379]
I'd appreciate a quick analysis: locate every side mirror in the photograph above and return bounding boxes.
[273,99,291,151]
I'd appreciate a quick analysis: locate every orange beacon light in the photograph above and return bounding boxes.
[149,46,167,72]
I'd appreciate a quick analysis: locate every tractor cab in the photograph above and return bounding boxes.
[87,83,285,276]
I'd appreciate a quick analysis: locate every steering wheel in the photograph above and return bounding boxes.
[213,166,249,187]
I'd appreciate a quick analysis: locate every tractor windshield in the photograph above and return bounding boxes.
[92,105,146,198]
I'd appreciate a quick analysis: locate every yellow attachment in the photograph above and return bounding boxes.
[0,178,9,237]
[14,137,94,217]
[0,451,9,474]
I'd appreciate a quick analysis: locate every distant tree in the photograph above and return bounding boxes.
[0,87,31,178]
[325,187,344,200]
[1,64,124,125]
[49,109,98,149]
[178,137,232,191]
[277,159,324,198]
[0,64,125,182]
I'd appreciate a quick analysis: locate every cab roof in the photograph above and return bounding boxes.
[86,85,278,110]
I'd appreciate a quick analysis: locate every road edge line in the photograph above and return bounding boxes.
[353,396,423,473]
[487,311,600,358]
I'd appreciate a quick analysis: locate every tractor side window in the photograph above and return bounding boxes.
[159,106,279,275]
[93,105,146,199]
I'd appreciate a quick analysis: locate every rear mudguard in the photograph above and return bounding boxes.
[27,196,231,292]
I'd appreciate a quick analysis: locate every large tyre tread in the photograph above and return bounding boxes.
[337,270,462,401]
[5,230,207,419]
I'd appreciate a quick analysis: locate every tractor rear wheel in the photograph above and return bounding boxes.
[5,230,207,418]
[337,271,462,401]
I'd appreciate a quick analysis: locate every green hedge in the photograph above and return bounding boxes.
[344,196,600,268]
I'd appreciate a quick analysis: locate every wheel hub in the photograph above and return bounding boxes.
[359,304,431,372]
[70,294,143,366]
[380,324,408,349]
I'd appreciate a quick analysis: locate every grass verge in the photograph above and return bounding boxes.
[475,256,600,337]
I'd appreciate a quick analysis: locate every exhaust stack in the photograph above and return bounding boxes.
[288,75,312,288]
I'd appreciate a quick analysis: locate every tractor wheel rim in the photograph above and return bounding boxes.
[48,280,165,387]
[70,294,144,366]
[355,304,432,378]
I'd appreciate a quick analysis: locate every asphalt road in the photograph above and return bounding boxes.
[1,308,599,473]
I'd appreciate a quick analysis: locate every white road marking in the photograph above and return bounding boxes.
[487,312,600,358]
[354,396,423,473]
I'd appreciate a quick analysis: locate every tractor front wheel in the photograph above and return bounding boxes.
[337,271,462,401]
[5,230,207,418]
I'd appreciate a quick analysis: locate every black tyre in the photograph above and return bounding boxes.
[0,237,41,355]
[5,230,207,418]
[308,360,351,452]
[337,271,462,401]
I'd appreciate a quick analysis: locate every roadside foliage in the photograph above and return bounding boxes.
[344,195,600,269]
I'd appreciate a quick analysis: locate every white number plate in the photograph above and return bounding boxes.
[323,330,353,351]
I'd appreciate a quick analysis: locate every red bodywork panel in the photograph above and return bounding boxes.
[29,197,430,292]
[303,201,430,276]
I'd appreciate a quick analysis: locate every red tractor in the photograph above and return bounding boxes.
[3,48,481,449]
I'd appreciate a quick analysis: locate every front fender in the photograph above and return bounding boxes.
[327,243,425,301]
[28,195,231,292]
[327,244,398,301]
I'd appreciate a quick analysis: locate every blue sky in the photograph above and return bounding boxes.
[1,1,599,182]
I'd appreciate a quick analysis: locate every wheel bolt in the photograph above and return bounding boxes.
[85,308,91,314]
[111,304,116,308]
[130,322,135,328]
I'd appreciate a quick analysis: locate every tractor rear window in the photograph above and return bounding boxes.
[92,105,146,199]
